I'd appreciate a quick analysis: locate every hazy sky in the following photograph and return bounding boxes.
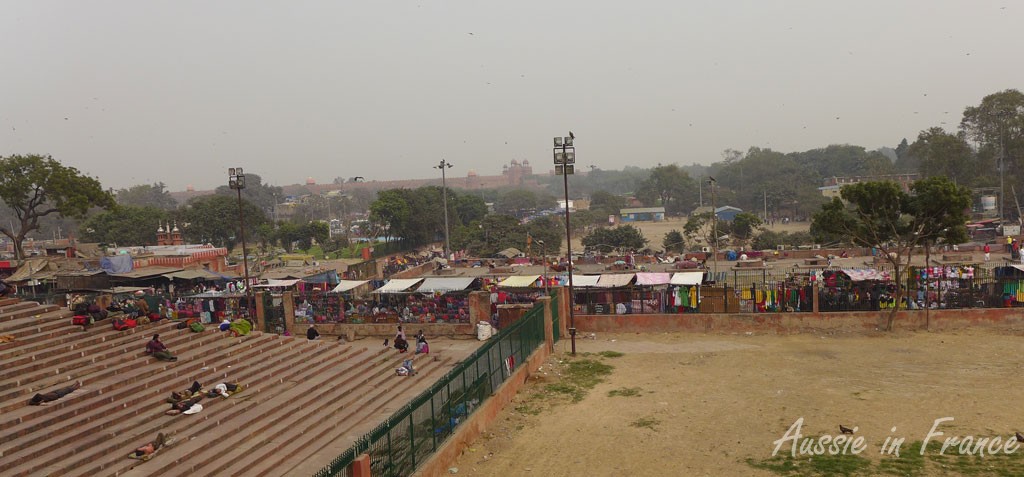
[1,1,1021,192]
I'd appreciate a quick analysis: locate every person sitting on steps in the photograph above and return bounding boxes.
[145,334,177,361]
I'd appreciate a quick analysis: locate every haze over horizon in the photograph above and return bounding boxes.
[2,1,1021,192]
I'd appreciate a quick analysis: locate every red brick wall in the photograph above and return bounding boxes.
[574,309,1024,334]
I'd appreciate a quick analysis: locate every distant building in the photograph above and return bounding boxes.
[619,207,666,222]
[819,174,920,198]
[715,206,743,221]
[690,205,743,221]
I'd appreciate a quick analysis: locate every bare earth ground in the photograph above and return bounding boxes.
[450,329,1024,476]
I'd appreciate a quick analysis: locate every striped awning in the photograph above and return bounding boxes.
[497,275,541,288]
[374,278,425,294]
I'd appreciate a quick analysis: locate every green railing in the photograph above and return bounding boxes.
[313,298,554,477]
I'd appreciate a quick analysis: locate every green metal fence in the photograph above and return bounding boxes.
[313,298,554,477]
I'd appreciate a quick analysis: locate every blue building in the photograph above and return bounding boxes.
[715,206,743,221]
[619,207,666,222]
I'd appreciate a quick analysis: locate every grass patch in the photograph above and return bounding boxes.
[607,387,643,398]
[542,358,614,403]
[598,350,624,358]
[876,441,927,476]
[630,417,660,430]
[746,454,873,476]
[513,402,542,415]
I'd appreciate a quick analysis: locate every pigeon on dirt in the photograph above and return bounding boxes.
[839,425,855,435]
[1015,432,1024,443]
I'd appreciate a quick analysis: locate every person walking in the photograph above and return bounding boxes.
[984,243,991,262]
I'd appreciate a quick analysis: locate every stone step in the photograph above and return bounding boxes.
[236,356,454,477]
[0,301,53,322]
[0,327,280,468]
[0,333,282,447]
[126,346,398,477]
[0,331,319,476]
[0,322,195,402]
[54,340,364,477]
[0,314,144,363]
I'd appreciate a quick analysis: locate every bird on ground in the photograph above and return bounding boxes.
[839,425,855,435]
[1015,431,1024,443]
[383,338,389,347]
[569,131,575,140]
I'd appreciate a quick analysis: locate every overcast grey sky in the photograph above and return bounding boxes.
[1,1,1021,191]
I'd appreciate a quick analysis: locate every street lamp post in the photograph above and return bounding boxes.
[435,160,453,260]
[708,177,718,282]
[536,239,549,295]
[554,132,577,355]
[228,168,255,323]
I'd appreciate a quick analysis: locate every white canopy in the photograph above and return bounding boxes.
[330,280,370,293]
[373,278,425,294]
[497,275,541,288]
[415,277,476,293]
[670,271,705,286]
[571,275,601,288]
[596,274,636,288]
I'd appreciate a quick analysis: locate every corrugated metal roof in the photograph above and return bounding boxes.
[109,266,183,279]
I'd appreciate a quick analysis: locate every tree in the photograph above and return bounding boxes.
[581,225,648,252]
[731,212,763,241]
[683,212,728,249]
[80,206,170,246]
[908,128,975,184]
[494,189,543,218]
[662,230,686,253]
[115,182,178,210]
[635,164,697,215]
[589,190,627,218]
[214,173,283,213]
[179,195,268,250]
[810,178,970,330]
[0,154,116,259]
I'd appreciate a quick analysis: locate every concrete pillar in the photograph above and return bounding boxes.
[812,281,819,315]
[467,290,490,325]
[557,286,569,338]
[282,291,296,334]
[350,453,371,477]
[254,291,266,332]
[539,296,554,352]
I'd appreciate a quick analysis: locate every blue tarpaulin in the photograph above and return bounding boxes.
[100,255,133,274]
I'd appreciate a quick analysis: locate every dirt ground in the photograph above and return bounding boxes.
[450,329,1024,476]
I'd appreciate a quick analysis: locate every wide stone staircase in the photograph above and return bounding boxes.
[0,298,457,476]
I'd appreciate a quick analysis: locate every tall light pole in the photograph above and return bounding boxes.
[435,160,453,259]
[554,132,577,355]
[708,177,718,282]
[228,167,255,323]
[536,239,549,295]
